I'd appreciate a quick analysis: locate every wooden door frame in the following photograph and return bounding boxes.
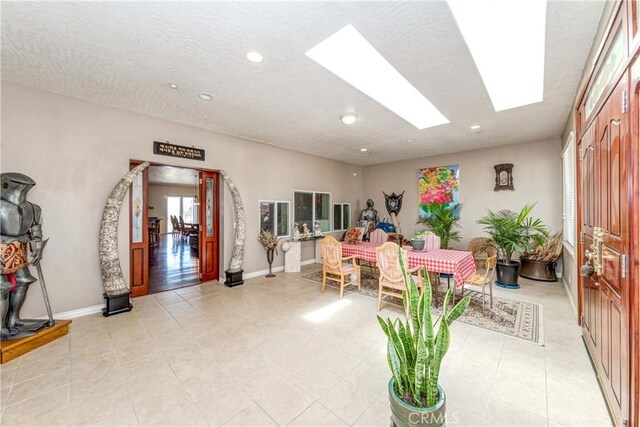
[128,159,221,295]
[574,2,639,425]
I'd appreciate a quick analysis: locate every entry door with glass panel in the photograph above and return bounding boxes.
[199,171,219,282]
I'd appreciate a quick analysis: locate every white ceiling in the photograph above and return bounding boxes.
[149,165,198,186]
[1,1,604,166]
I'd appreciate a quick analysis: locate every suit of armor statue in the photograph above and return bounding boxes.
[358,199,380,241]
[0,173,48,339]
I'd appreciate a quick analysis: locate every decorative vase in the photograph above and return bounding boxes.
[388,379,446,427]
[519,257,558,282]
[411,239,426,251]
[266,248,276,278]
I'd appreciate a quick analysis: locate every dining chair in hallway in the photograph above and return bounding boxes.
[320,236,361,298]
[375,242,425,311]
[462,255,497,314]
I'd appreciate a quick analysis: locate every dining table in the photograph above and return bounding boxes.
[341,241,476,288]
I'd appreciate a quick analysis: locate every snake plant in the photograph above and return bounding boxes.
[377,246,470,408]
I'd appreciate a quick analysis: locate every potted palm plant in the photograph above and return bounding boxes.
[476,203,548,288]
[416,203,461,249]
[378,248,470,427]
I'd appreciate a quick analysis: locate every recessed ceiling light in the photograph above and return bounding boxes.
[470,125,481,130]
[198,93,213,101]
[360,148,368,152]
[341,113,358,125]
[169,83,178,89]
[306,25,449,130]
[246,51,263,63]
[448,0,546,111]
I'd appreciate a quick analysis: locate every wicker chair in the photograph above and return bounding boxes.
[320,236,361,298]
[468,237,497,269]
[375,242,424,311]
[462,255,497,314]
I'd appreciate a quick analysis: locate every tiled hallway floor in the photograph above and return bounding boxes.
[0,265,612,426]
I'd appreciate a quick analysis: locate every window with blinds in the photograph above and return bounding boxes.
[562,132,576,251]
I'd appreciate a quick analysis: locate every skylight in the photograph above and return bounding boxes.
[448,0,547,111]
[305,25,449,130]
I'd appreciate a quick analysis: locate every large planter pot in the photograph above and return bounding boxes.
[411,239,426,251]
[496,260,521,288]
[388,379,446,427]
[519,257,558,282]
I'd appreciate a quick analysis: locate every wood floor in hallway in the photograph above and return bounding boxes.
[148,233,200,294]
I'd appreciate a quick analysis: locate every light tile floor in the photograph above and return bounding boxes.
[0,265,613,426]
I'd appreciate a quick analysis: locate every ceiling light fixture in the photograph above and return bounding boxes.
[246,51,263,63]
[448,0,546,111]
[169,83,178,89]
[306,25,449,130]
[360,148,368,152]
[198,93,213,101]
[470,125,481,130]
[341,113,358,125]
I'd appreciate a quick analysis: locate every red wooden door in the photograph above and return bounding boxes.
[199,171,219,282]
[579,73,631,426]
[129,163,149,297]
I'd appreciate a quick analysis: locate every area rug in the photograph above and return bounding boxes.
[301,270,543,345]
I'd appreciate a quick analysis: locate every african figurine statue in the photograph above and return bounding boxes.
[0,173,49,339]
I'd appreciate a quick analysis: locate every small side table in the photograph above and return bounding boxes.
[284,241,301,272]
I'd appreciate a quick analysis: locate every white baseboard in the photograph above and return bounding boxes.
[562,277,578,319]
[38,304,103,320]
[242,259,318,280]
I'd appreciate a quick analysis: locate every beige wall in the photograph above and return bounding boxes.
[1,81,364,317]
[148,183,197,234]
[560,1,616,316]
[362,139,563,251]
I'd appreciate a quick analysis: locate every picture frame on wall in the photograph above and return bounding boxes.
[494,163,514,191]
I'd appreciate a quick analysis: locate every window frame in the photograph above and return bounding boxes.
[293,190,332,233]
[258,200,290,238]
[561,131,577,255]
[333,203,352,232]
[166,194,199,232]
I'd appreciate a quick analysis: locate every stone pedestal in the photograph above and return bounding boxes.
[284,241,301,272]
[315,239,323,264]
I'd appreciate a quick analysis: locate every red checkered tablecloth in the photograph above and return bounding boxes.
[342,242,476,287]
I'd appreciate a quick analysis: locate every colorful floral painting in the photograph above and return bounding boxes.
[418,165,460,219]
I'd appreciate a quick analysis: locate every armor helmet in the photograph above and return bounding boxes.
[1,173,36,204]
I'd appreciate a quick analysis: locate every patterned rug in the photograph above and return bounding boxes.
[301,270,543,345]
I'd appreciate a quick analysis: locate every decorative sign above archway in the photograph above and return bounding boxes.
[153,141,205,161]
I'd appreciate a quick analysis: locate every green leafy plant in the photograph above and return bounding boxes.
[476,203,548,264]
[377,247,470,408]
[416,203,462,249]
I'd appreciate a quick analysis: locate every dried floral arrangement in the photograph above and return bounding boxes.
[258,230,280,251]
[525,231,563,262]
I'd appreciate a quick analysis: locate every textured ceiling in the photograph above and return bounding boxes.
[1,1,604,166]
[149,165,199,186]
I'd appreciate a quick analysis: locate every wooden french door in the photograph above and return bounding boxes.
[579,72,632,426]
[129,162,149,297]
[199,171,219,282]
